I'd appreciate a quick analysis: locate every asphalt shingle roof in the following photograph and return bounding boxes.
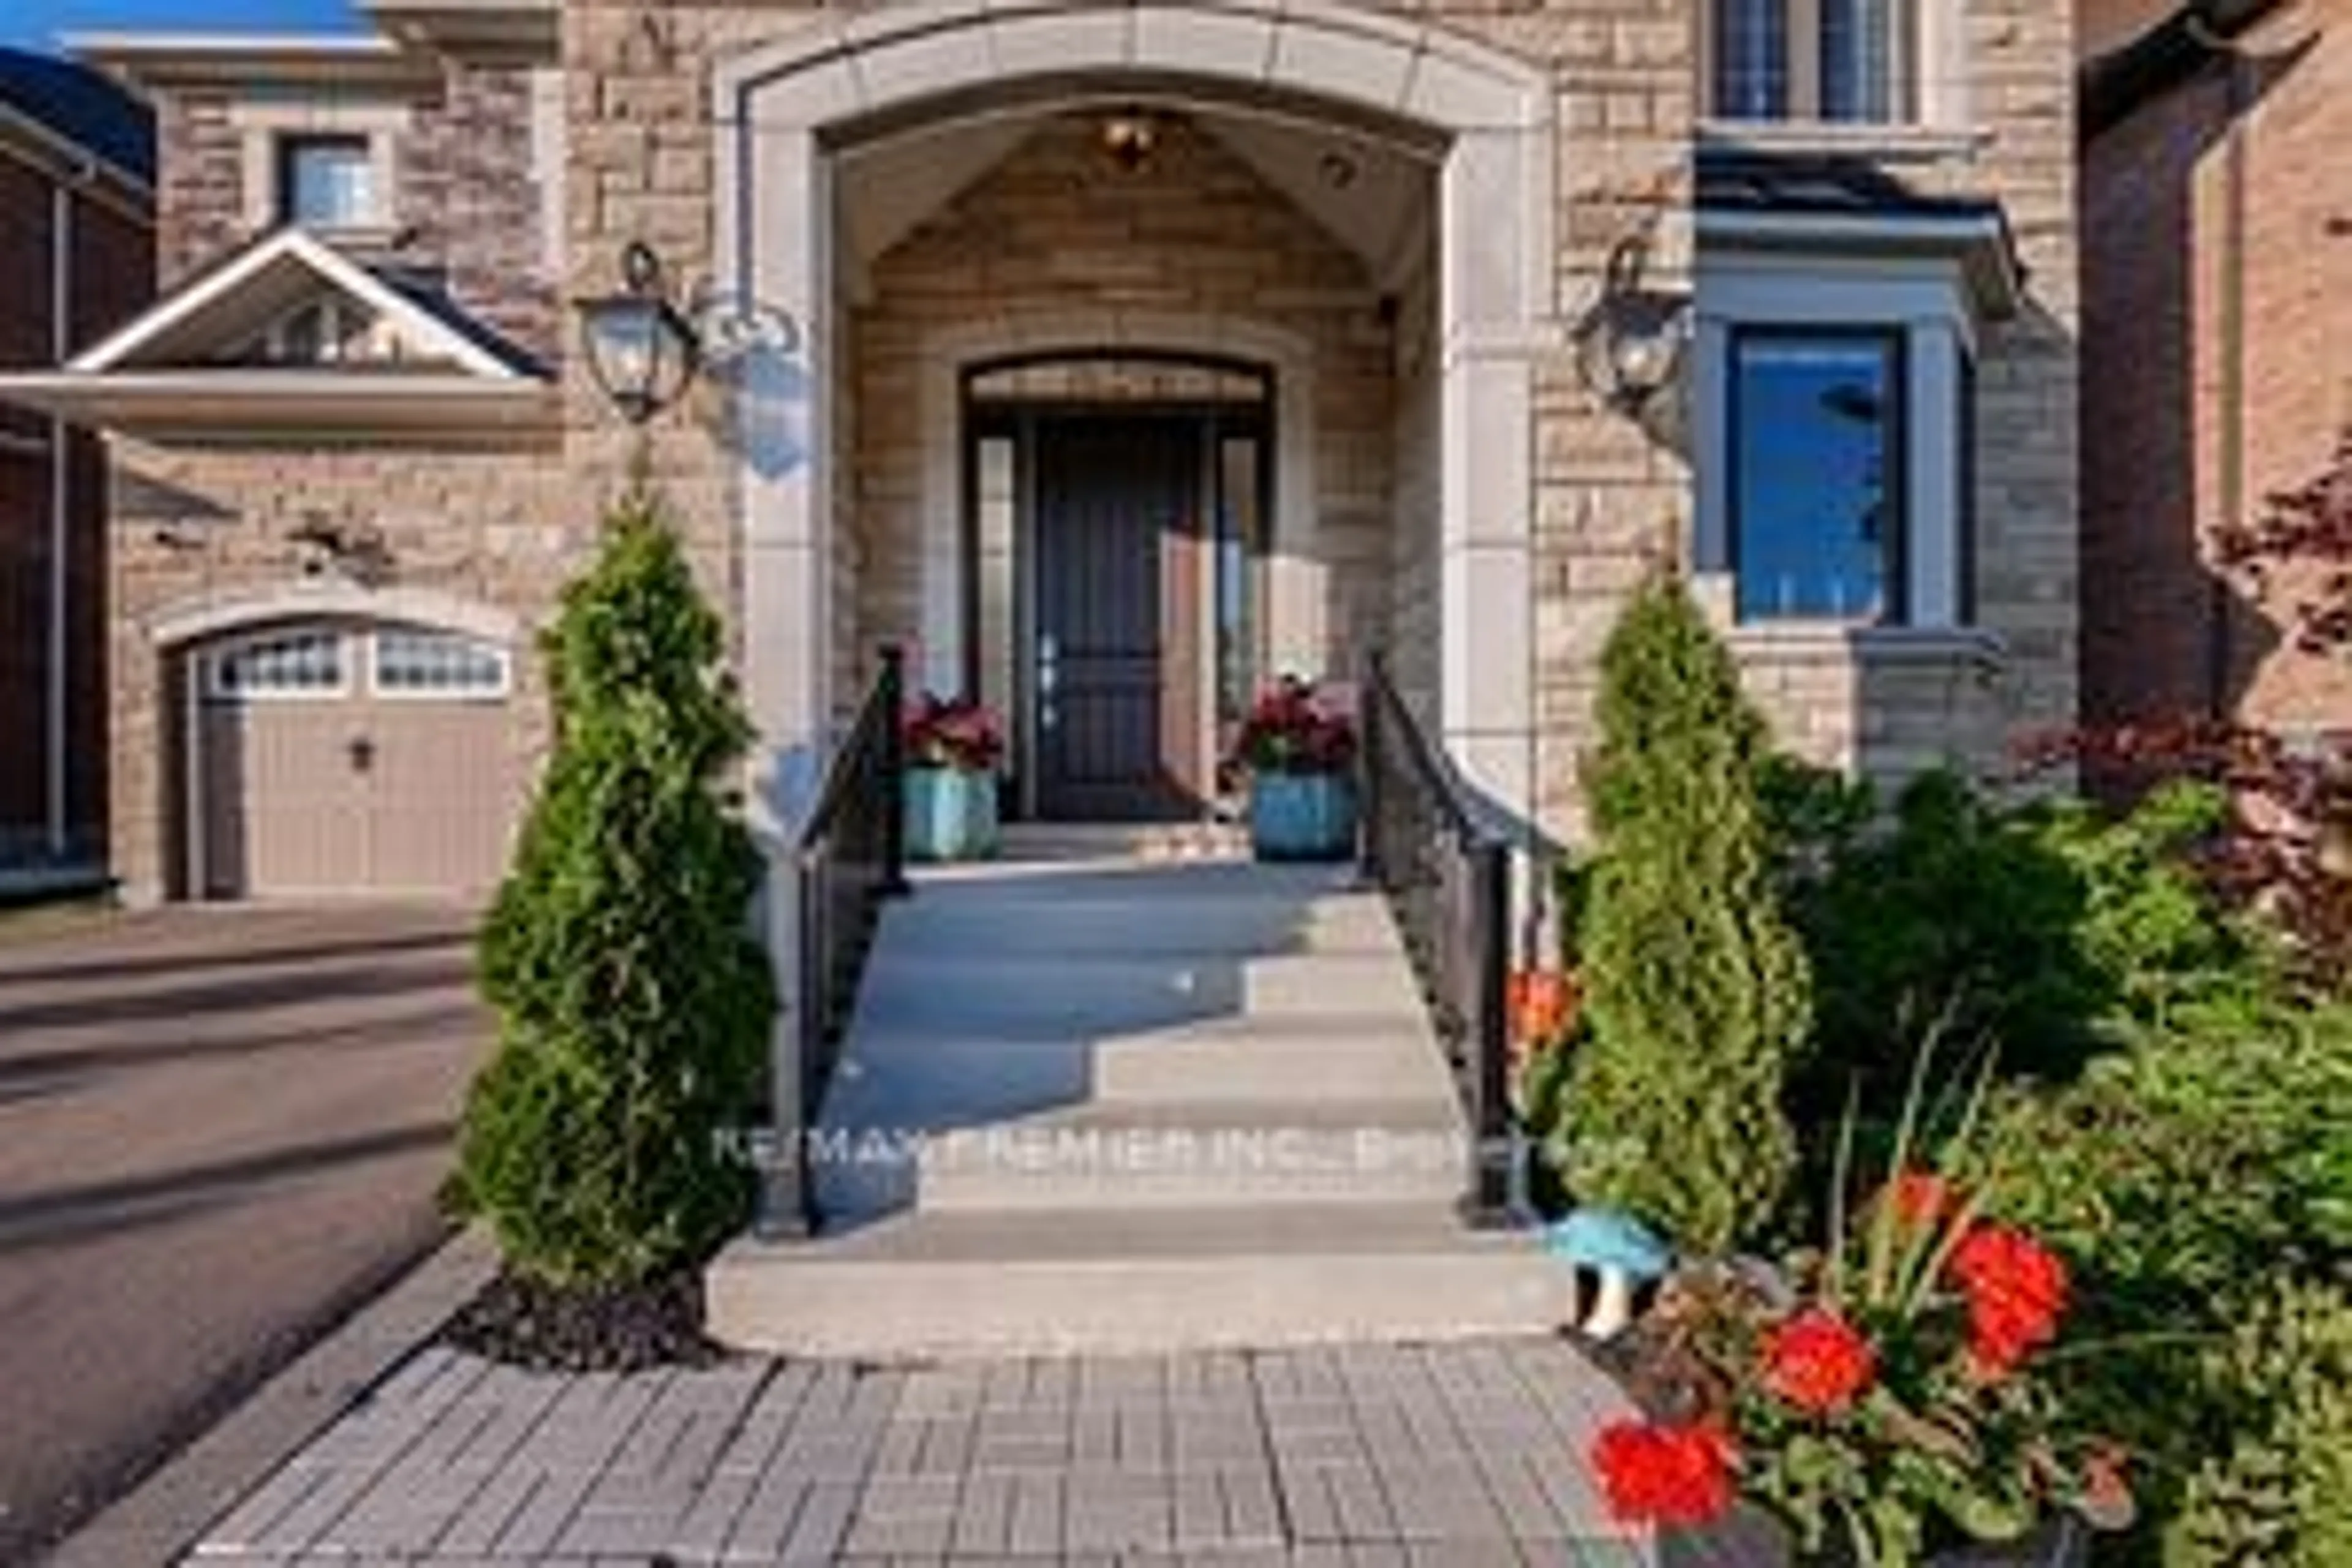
[1696,150,2005,224]
[0,47,154,184]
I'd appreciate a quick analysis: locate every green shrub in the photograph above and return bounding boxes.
[1746,755,2346,1557]
[451,484,775,1289]
[1988,1000,2352,1312]
[1555,578,1812,1256]
[1790,769,2101,1095]
[1763,769,2252,1118]
[2170,1280,2352,1568]
[1977,1000,2352,1551]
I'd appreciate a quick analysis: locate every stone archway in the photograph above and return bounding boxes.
[912,314,1319,701]
[712,0,1553,831]
[147,581,521,650]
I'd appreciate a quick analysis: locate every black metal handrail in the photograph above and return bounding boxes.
[1359,651,1514,1225]
[783,643,911,1234]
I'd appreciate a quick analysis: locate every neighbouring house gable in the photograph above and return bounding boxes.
[0,225,556,444]
[69,227,532,379]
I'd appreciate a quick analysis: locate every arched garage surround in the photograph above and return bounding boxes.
[713,0,1554,835]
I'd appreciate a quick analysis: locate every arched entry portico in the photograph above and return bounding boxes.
[712,0,1553,834]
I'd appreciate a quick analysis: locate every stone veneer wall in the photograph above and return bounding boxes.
[1967,0,2085,764]
[846,113,1396,683]
[151,89,245,290]
[150,62,560,360]
[402,64,564,365]
[1387,230,1442,729]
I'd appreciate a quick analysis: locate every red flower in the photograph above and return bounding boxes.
[1882,1170,1953,1229]
[1509,968,1579,1047]
[1949,1224,2070,1375]
[1759,1308,1878,1415]
[1591,1420,1737,1526]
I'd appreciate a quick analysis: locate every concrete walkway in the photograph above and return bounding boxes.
[187,1336,1653,1564]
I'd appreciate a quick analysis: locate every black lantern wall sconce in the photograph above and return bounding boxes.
[1570,225,1693,443]
[576,240,802,425]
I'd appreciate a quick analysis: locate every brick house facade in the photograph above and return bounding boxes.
[2079,0,2352,741]
[1,1,2081,913]
[0,50,151,889]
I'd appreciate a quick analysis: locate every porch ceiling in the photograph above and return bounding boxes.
[836,99,1432,294]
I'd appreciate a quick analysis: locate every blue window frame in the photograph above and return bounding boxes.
[1729,328,1907,622]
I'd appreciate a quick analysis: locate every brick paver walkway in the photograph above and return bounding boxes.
[189,1338,1654,1564]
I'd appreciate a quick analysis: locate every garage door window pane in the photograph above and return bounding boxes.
[208,630,345,698]
[374,630,508,696]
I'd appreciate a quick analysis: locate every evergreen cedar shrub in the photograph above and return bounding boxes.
[1981,996,2352,1554]
[450,486,775,1289]
[2174,1278,2352,1568]
[1558,578,1812,1256]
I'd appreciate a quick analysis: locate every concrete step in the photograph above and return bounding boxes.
[876,889,1401,959]
[853,952,1426,1040]
[911,1098,1465,1213]
[909,854,1356,901]
[1090,1015,1456,1104]
[823,1016,1450,1119]
[706,1202,1563,1357]
[992,821,1252,863]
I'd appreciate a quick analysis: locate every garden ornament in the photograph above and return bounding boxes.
[1547,1207,1672,1340]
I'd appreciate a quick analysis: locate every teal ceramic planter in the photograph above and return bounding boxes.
[1248,772,1357,862]
[904,765,1000,861]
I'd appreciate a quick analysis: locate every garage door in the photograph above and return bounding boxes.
[196,622,521,899]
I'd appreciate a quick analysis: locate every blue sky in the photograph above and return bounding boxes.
[3,0,360,51]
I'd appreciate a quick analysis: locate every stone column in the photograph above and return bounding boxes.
[736,118,835,1234]
[1438,129,1542,832]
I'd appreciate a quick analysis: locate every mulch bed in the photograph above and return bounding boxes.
[437,1267,729,1373]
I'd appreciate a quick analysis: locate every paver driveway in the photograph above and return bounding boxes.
[0,903,487,1564]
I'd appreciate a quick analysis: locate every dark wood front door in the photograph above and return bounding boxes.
[1031,416,1200,821]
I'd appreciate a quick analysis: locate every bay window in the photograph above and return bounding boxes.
[1728,329,1905,621]
[1695,254,1997,630]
